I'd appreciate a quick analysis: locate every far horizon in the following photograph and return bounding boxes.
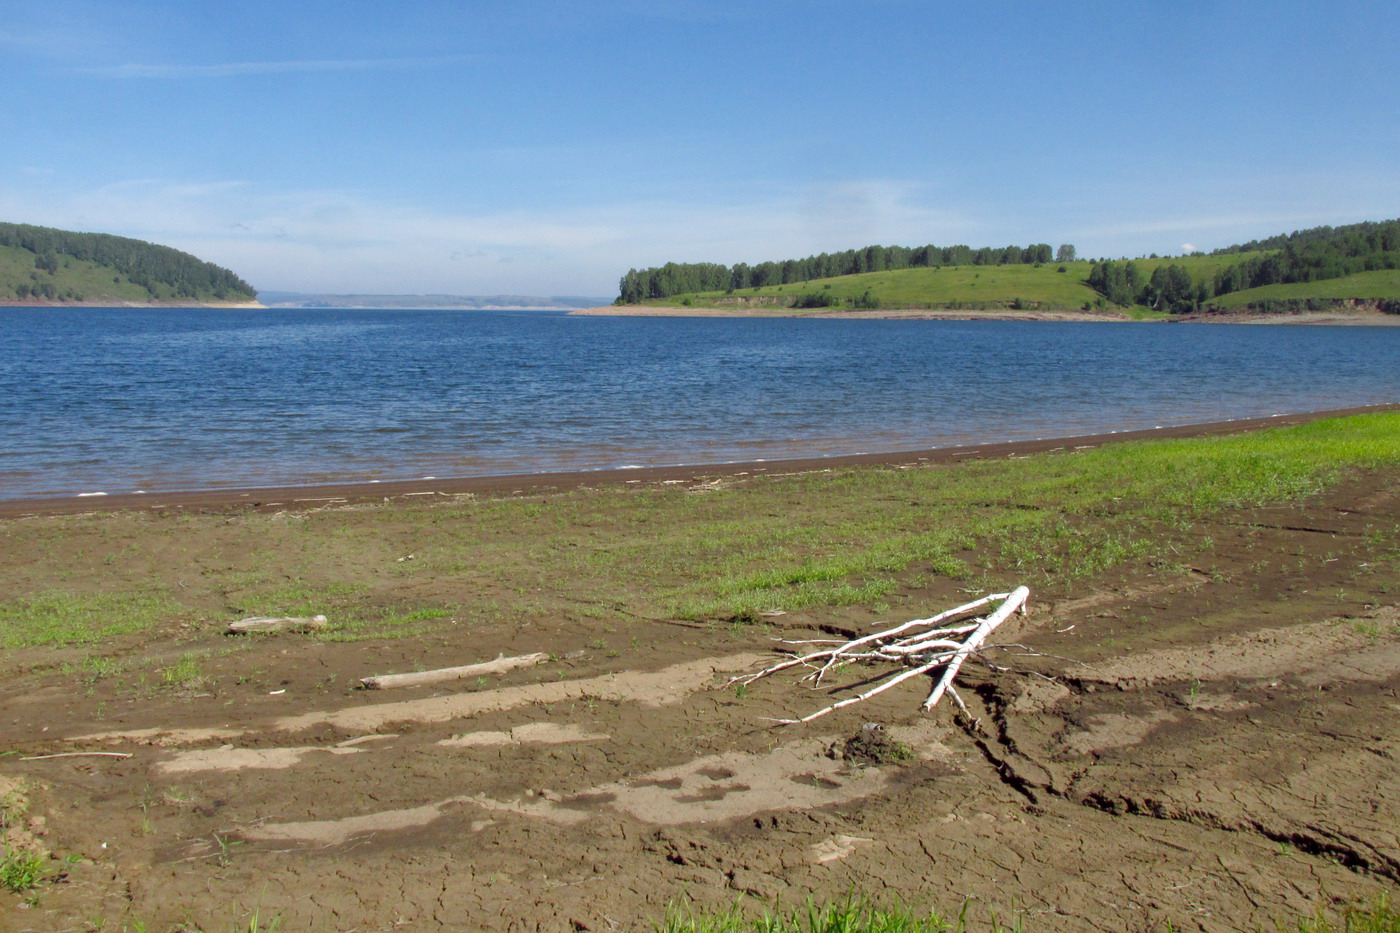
[3,1,1397,296]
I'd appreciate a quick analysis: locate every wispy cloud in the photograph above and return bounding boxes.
[83,57,458,79]
[0,175,966,295]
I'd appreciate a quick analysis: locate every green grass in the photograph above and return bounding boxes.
[647,253,1271,312]
[0,846,48,893]
[638,251,1398,315]
[712,263,1102,310]
[655,896,1019,933]
[0,589,187,649]
[671,411,1400,618]
[1207,269,1400,309]
[1291,896,1400,933]
[1,412,1396,652]
[0,243,198,304]
[651,894,1400,933]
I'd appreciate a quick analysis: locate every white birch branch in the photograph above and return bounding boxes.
[228,614,328,634]
[738,588,1031,724]
[359,652,548,690]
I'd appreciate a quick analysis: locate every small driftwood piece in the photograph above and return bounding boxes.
[359,652,549,690]
[228,614,328,635]
[733,587,1030,724]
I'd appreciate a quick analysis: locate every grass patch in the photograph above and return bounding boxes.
[655,895,1018,933]
[648,253,1273,312]
[159,653,208,691]
[0,589,184,649]
[1291,896,1400,933]
[1,412,1396,648]
[0,846,48,893]
[1209,269,1400,309]
[652,894,1400,933]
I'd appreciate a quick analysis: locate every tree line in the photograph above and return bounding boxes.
[0,222,256,301]
[1210,219,1400,294]
[1210,218,1400,257]
[1088,218,1400,312]
[617,242,1075,303]
[1087,261,1207,313]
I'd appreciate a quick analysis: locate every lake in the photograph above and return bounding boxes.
[1,307,1397,499]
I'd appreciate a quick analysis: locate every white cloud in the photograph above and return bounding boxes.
[0,176,973,296]
[1181,243,1196,252]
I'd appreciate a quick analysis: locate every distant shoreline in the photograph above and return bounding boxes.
[572,306,1126,321]
[571,305,1400,325]
[0,299,266,309]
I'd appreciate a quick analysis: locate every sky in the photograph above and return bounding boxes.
[2,0,1398,298]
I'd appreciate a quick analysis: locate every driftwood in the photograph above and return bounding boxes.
[228,614,328,635]
[733,587,1030,724]
[359,652,549,690]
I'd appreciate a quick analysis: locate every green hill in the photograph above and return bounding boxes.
[0,222,257,305]
[1207,269,1400,309]
[643,253,1270,317]
[618,219,1400,316]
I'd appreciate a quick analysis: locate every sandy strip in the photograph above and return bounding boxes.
[569,306,1125,321]
[243,735,923,844]
[153,745,366,774]
[5,404,1395,518]
[438,722,609,748]
[70,653,765,747]
[572,306,1400,325]
[1079,606,1400,686]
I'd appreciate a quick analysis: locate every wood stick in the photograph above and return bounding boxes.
[21,752,133,761]
[923,586,1029,710]
[228,614,328,634]
[359,652,548,690]
[775,656,951,724]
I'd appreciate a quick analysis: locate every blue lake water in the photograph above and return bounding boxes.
[1,307,1397,499]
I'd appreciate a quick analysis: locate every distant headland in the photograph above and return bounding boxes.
[602,219,1400,322]
[0,222,258,307]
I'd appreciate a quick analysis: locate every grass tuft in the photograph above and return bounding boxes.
[0,846,49,893]
[654,895,1024,933]
[1289,896,1400,933]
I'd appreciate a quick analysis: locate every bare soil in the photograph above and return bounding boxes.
[2,464,1398,931]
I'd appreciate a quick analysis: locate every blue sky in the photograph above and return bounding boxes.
[2,0,1397,297]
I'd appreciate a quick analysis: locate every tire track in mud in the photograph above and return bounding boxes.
[237,724,956,847]
[68,652,768,747]
[955,605,1400,884]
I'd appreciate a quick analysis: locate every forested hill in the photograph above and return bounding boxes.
[0,222,257,304]
[617,241,1068,304]
[615,219,1400,314]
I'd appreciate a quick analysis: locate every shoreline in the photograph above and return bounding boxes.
[570,305,1129,321]
[571,305,1400,325]
[4,402,1394,518]
[0,299,266,309]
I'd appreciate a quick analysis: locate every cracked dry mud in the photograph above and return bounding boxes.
[2,474,1399,931]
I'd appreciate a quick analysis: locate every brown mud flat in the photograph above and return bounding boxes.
[2,457,1399,929]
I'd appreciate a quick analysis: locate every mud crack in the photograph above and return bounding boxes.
[1076,792,1400,883]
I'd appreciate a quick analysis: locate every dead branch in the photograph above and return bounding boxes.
[228,614,328,634]
[741,587,1030,724]
[359,652,548,690]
